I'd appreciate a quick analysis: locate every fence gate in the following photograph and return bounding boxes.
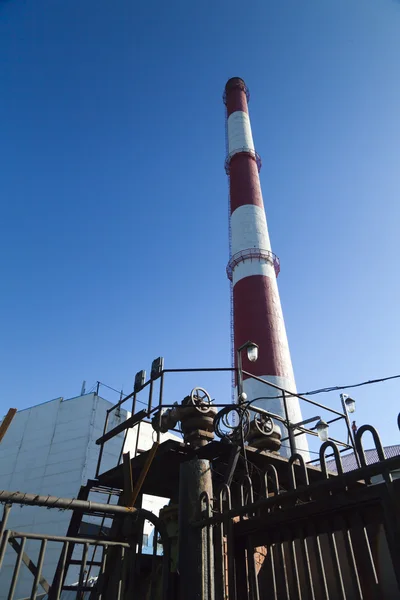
[203,436,400,600]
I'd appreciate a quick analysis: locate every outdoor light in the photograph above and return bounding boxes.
[316,419,329,442]
[246,343,259,363]
[343,395,356,414]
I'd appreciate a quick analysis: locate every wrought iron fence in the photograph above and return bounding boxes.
[195,422,400,600]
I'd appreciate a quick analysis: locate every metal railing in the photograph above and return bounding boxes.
[0,492,171,600]
[94,363,358,478]
[195,422,400,600]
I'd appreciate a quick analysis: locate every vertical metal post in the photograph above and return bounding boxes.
[157,372,164,443]
[341,396,361,468]
[116,546,125,600]
[30,539,47,600]
[234,537,249,600]
[97,545,108,600]
[282,391,296,457]
[7,536,26,600]
[179,458,214,600]
[0,504,11,540]
[147,379,154,415]
[52,541,70,600]
[237,350,244,399]
[247,537,260,600]
[0,530,11,570]
[131,391,137,416]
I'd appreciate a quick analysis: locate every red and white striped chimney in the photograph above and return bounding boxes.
[224,77,308,458]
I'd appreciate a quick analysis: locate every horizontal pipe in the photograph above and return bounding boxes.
[0,490,135,515]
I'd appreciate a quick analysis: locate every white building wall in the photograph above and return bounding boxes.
[0,393,179,599]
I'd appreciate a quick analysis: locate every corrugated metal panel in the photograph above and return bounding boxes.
[326,444,400,473]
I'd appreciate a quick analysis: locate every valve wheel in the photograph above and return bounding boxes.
[254,414,274,436]
[190,387,212,413]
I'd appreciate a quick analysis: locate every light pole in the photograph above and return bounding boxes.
[340,393,360,467]
[236,341,259,403]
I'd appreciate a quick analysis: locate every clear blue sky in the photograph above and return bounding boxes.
[1,0,399,452]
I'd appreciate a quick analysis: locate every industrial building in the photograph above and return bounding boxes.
[0,392,177,599]
[0,78,399,599]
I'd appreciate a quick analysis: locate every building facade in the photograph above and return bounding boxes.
[0,393,176,599]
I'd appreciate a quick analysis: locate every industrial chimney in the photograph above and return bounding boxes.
[224,77,308,458]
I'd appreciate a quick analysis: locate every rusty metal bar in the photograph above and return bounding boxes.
[130,442,159,507]
[122,452,134,506]
[0,408,17,443]
[0,491,135,517]
[96,410,147,445]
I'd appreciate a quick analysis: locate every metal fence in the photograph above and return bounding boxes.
[0,493,170,600]
[195,423,400,600]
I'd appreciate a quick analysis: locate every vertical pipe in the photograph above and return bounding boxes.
[179,458,214,600]
[7,537,26,600]
[30,538,47,600]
